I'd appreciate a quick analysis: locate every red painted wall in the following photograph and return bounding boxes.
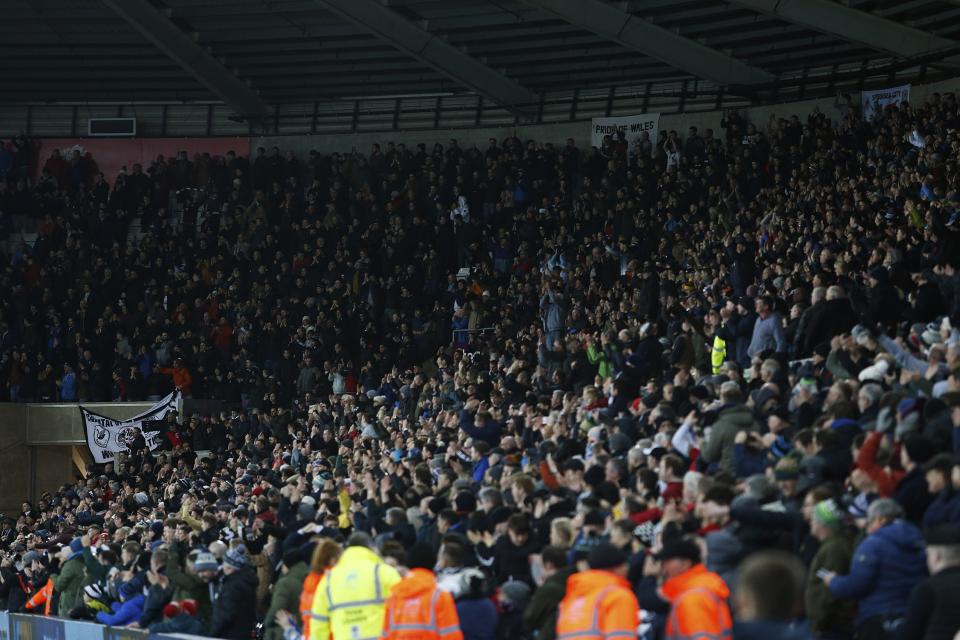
[33,137,249,186]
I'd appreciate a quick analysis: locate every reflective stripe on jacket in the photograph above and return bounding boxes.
[25,578,54,616]
[309,546,401,640]
[711,336,726,374]
[661,564,732,640]
[555,569,639,640]
[381,568,462,640]
[300,570,323,637]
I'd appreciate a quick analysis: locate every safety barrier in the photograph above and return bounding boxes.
[0,612,209,640]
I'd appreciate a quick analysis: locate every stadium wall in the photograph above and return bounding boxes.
[252,75,960,155]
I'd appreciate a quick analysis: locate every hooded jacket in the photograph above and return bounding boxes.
[556,569,639,640]
[828,520,927,622]
[382,568,462,640]
[661,563,732,640]
[311,545,401,640]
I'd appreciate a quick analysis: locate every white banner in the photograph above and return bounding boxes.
[862,84,910,121]
[81,391,180,463]
[590,113,660,152]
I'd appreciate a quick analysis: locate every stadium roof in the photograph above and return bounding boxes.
[6,0,960,123]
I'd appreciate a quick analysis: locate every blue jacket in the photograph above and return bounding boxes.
[472,457,490,484]
[96,594,146,626]
[456,597,498,640]
[829,520,927,622]
[458,411,503,446]
[923,490,960,528]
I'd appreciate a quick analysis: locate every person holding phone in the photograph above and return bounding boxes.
[805,499,856,639]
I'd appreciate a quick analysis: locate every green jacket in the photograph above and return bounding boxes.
[805,531,856,636]
[263,562,310,640]
[52,555,85,616]
[167,543,213,626]
[701,404,759,474]
[586,345,612,379]
[523,565,577,640]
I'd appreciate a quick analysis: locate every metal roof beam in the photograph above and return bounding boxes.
[100,0,270,122]
[727,0,958,59]
[525,0,774,86]
[311,0,539,118]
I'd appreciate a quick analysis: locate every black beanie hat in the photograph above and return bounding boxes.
[587,542,628,570]
[405,542,437,570]
[904,434,936,466]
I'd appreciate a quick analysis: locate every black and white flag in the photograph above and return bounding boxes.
[81,391,180,463]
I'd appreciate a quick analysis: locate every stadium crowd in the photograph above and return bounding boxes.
[0,90,960,640]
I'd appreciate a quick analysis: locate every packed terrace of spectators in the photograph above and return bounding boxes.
[0,92,959,640]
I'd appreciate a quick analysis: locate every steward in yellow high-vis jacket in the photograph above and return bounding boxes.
[310,533,401,640]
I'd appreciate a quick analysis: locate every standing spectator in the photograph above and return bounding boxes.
[747,295,787,359]
[381,543,463,640]
[52,538,86,617]
[656,536,732,640]
[821,499,927,640]
[310,533,400,640]
[58,363,77,401]
[805,499,856,639]
[209,546,259,640]
[159,358,193,398]
[733,551,810,640]
[539,282,566,347]
[555,543,639,640]
[264,546,311,640]
[523,546,576,640]
[899,523,960,640]
[701,382,759,474]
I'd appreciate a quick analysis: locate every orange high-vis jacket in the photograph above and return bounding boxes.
[555,569,639,640]
[25,578,54,616]
[299,570,324,637]
[660,563,732,640]
[381,568,463,640]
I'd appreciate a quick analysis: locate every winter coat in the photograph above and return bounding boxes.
[210,567,259,640]
[381,568,462,640]
[52,555,85,616]
[923,490,960,528]
[138,582,175,628]
[264,562,310,640]
[494,536,538,587]
[899,566,960,640]
[828,520,927,622]
[895,468,935,525]
[801,298,858,356]
[660,564,732,640]
[523,565,576,640]
[557,570,639,640]
[456,597,497,640]
[805,531,856,637]
[96,594,146,626]
[166,544,213,624]
[701,404,759,474]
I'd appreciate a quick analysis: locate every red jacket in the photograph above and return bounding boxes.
[856,431,903,497]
